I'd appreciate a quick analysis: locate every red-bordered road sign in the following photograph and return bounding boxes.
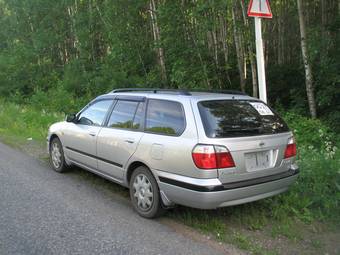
[247,0,273,19]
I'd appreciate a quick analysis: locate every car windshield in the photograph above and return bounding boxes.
[198,100,289,138]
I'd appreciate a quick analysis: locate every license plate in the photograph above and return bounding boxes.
[245,150,272,171]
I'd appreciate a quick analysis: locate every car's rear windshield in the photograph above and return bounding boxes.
[198,100,289,138]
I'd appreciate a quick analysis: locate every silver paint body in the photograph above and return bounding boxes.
[47,92,298,209]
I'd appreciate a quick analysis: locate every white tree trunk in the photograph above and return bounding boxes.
[149,0,167,84]
[297,0,317,118]
[232,1,246,92]
[67,0,80,59]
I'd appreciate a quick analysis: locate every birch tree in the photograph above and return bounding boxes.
[232,0,246,92]
[297,0,317,118]
[149,0,167,84]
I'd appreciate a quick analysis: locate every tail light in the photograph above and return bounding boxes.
[192,145,235,169]
[284,137,297,159]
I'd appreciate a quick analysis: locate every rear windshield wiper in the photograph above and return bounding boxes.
[221,127,262,132]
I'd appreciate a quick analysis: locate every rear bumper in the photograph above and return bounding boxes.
[157,168,299,209]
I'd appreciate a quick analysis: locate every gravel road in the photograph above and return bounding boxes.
[0,142,240,255]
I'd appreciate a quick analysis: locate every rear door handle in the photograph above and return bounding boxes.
[124,139,135,144]
[89,132,97,137]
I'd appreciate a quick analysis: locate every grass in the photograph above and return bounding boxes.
[270,221,302,241]
[0,100,64,144]
[229,232,279,255]
[0,100,339,254]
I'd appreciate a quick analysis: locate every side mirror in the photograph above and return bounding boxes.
[66,113,77,123]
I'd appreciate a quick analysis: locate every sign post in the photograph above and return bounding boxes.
[247,0,272,103]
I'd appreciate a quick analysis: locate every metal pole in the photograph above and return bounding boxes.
[254,17,267,103]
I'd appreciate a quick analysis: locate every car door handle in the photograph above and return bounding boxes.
[124,139,135,144]
[89,132,97,137]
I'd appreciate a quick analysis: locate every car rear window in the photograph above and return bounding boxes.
[145,99,185,136]
[198,100,289,138]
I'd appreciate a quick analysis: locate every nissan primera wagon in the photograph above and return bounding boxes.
[47,89,298,218]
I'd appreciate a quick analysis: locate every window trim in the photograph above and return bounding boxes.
[143,98,187,137]
[103,99,145,132]
[115,95,146,102]
[131,101,146,130]
[76,98,115,127]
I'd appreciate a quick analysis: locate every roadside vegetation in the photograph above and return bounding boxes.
[0,100,63,146]
[0,100,339,254]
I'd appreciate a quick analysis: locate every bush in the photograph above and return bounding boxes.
[283,111,338,154]
[29,85,89,114]
[275,112,340,221]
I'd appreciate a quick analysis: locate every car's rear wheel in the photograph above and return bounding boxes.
[50,137,68,173]
[129,166,165,218]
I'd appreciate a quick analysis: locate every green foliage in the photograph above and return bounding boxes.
[29,85,87,113]
[268,65,307,114]
[283,112,338,151]
[0,0,338,127]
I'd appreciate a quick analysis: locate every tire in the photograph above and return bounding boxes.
[129,166,165,218]
[49,137,68,173]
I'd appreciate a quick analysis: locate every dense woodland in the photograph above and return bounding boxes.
[0,0,339,127]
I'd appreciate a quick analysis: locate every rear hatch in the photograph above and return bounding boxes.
[197,99,294,184]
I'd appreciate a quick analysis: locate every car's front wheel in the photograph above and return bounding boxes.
[49,137,68,173]
[129,166,165,218]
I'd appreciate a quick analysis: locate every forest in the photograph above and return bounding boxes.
[0,1,339,253]
[0,0,339,127]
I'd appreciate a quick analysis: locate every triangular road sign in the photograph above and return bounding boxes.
[247,0,273,18]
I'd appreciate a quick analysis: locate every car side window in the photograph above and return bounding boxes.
[145,99,185,136]
[77,100,113,126]
[107,100,141,129]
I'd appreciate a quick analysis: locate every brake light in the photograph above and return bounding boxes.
[284,137,297,158]
[192,145,235,169]
[192,145,216,169]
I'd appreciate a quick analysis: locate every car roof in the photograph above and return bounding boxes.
[94,90,258,103]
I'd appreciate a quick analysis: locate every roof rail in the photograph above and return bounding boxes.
[191,89,247,95]
[111,88,247,96]
[111,88,191,96]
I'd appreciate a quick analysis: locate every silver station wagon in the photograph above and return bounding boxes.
[47,89,299,218]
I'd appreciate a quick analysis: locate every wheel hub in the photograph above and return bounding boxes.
[51,142,62,169]
[133,174,153,211]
